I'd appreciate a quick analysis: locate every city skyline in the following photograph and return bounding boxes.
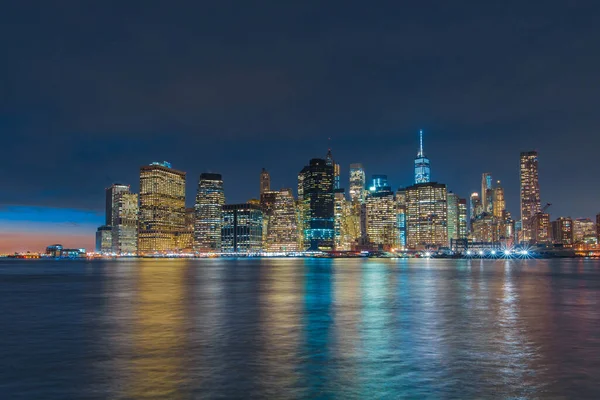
[2,2,600,252]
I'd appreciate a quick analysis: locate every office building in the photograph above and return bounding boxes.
[221,203,263,253]
[396,188,407,249]
[481,173,493,214]
[552,217,573,246]
[369,175,389,193]
[573,218,597,244]
[470,192,482,221]
[406,182,448,249]
[414,129,431,184]
[458,198,468,239]
[105,184,129,226]
[447,192,459,242]
[365,186,398,250]
[260,168,271,195]
[349,163,366,204]
[492,181,505,218]
[111,191,138,254]
[265,189,299,252]
[95,226,112,253]
[138,162,186,254]
[532,213,551,244]
[298,158,335,251]
[194,173,225,252]
[520,151,541,242]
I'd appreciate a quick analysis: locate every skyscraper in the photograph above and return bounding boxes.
[396,188,407,249]
[111,191,138,254]
[406,182,448,249]
[95,226,112,253]
[138,162,186,254]
[365,186,398,250]
[194,173,225,252]
[447,192,459,242]
[105,184,129,226]
[481,173,493,214]
[369,175,389,193]
[221,203,263,253]
[326,148,341,190]
[520,151,541,242]
[414,129,431,184]
[349,163,366,204]
[470,192,482,221]
[298,158,335,251]
[260,168,271,195]
[492,181,505,218]
[458,198,468,240]
[265,189,299,252]
[532,213,551,244]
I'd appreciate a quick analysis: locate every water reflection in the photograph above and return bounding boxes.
[127,261,189,398]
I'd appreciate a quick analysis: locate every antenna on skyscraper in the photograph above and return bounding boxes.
[418,129,424,157]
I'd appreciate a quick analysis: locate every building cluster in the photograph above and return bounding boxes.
[95,132,600,255]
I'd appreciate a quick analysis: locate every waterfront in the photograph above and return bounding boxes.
[1,258,599,399]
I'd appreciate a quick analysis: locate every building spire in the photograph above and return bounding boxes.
[418,129,424,157]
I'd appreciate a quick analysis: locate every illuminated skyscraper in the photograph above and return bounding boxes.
[365,186,398,250]
[326,149,341,190]
[520,151,541,242]
[266,189,299,252]
[573,218,597,244]
[552,217,573,246]
[447,192,459,242]
[221,203,263,253]
[298,158,335,251]
[481,173,493,214]
[138,162,186,254]
[532,213,551,244]
[470,192,482,222]
[406,182,448,248]
[458,198,468,239]
[492,181,505,218]
[396,188,407,249]
[105,184,129,226]
[112,191,138,254]
[414,129,431,184]
[260,168,271,195]
[194,173,225,252]
[349,163,366,204]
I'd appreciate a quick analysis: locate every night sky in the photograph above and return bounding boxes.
[1,1,599,252]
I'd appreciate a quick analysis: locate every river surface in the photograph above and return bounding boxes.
[0,258,599,399]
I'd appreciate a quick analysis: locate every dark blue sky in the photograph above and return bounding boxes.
[1,1,599,250]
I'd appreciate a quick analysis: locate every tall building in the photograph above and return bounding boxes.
[266,189,299,252]
[95,226,112,253]
[105,184,129,226]
[111,191,139,254]
[365,187,398,250]
[298,158,335,251]
[492,181,505,218]
[458,198,468,240]
[326,149,341,190]
[414,129,431,184]
[481,173,493,214]
[138,162,186,254]
[194,173,225,252]
[520,151,541,242]
[396,189,407,249]
[470,192,482,221]
[406,182,448,249]
[221,203,263,253]
[447,192,459,242]
[349,163,366,204]
[175,208,194,252]
[552,217,573,246]
[260,168,271,195]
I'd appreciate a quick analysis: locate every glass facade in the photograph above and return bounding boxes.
[194,173,225,252]
[95,226,112,253]
[112,191,138,254]
[138,163,186,254]
[298,158,335,251]
[414,129,431,184]
[349,163,366,204]
[221,203,263,253]
[366,187,398,250]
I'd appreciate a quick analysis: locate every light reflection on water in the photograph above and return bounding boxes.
[1,258,599,399]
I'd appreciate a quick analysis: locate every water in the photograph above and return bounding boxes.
[1,258,599,399]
